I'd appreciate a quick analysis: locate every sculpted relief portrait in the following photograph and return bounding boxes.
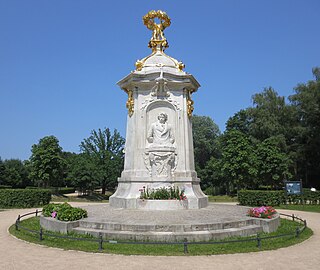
[147,112,175,148]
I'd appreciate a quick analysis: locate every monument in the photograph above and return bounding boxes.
[41,11,280,242]
[110,10,208,209]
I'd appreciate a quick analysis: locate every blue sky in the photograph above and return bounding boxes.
[0,0,319,161]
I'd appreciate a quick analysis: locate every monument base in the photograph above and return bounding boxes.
[109,178,208,209]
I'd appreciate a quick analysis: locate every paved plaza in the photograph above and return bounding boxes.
[1,203,320,270]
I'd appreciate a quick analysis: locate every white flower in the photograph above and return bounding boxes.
[310,187,317,192]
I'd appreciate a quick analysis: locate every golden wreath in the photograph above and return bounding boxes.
[143,10,171,30]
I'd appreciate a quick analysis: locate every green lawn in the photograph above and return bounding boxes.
[51,192,111,203]
[10,217,312,256]
[277,204,320,213]
[207,195,238,203]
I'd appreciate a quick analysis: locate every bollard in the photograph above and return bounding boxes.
[304,220,307,228]
[292,214,295,222]
[183,238,188,254]
[15,215,21,231]
[98,232,103,251]
[39,227,43,241]
[35,209,38,217]
[256,233,261,249]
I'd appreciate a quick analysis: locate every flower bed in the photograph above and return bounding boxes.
[248,206,277,219]
[42,203,87,221]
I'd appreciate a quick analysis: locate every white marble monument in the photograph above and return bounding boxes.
[110,10,208,209]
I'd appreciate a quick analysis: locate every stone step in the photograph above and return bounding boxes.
[72,224,262,242]
[78,218,255,232]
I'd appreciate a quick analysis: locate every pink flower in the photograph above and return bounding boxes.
[51,211,57,218]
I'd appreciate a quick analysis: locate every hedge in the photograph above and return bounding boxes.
[238,190,320,206]
[238,190,285,206]
[0,189,51,208]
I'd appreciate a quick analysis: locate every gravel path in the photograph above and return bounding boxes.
[1,203,319,270]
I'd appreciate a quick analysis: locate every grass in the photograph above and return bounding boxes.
[9,217,312,256]
[277,204,320,213]
[207,195,238,203]
[51,192,111,203]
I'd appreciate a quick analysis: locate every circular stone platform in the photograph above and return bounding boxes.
[65,203,280,242]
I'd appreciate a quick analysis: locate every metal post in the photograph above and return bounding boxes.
[304,220,307,228]
[256,233,261,249]
[39,227,43,241]
[98,232,103,251]
[292,214,295,222]
[15,218,19,231]
[183,238,188,254]
[295,227,300,238]
[35,209,38,217]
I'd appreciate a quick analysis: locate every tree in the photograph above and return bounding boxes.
[191,115,221,187]
[67,153,100,194]
[29,136,66,188]
[2,159,30,188]
[256,136,292,188]
[218,130,258,191]
[289,67,320,187]
[0,158,6,185]
[80,128,125,194]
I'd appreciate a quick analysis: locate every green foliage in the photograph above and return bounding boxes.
[216,130,258,190]
[66,153,100,194]
[191,115,220,168]
[238,190,285,206]
[29,136,66,188]
[139,186,186,200]
[1,159,30,188]
[289,68,320,187]
[256,136,292,188]
[42,202,87,221]
[80,128,125,194]
[0,189,51,208]
[0,157,5,185]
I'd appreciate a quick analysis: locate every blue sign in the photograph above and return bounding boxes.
[285,181,302,195]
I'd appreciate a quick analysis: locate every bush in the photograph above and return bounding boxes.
[0,189,51,208]
[42,203,87,221]
[238,190,285,206]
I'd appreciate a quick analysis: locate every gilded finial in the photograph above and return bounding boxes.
[143,10,171,52]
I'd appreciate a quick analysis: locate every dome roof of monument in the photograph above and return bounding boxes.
[134,50,186,75]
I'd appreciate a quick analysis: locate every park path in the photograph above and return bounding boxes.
[1,203,319,270]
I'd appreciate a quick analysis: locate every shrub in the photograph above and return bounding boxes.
[0,189,51,208]
[238,190,285,206]
[42,203,87,221]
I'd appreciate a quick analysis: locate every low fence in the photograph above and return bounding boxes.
[15,211,307,254]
